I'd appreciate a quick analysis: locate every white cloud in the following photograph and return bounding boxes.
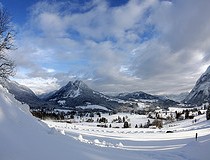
[10,0,210,94]
[150,0,210,52]
[13,77,60,94]
[38,12,68,37]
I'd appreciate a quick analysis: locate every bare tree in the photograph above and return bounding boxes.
[0,8,15,79]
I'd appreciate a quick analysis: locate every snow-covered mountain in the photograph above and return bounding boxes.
[44,80,123,110]
[115,91,178,107]
[116,91,159,101]
[163,92,189,103]
[184,66,210,106]
[0,79,179,111]
[1,80,50,109]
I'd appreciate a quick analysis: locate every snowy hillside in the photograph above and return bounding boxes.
[45,111,210,160]
[116,91,159,100]
[1,80,49,108]
[115,91,178,107]
[1,84,210,160]
[184,66,210,105]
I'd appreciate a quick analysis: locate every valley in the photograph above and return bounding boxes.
[1,1,210,160]
[1,67,210,160]
[45,113,210,150]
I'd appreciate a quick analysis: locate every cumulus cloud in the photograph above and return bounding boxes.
[150,0,210,52]
[12,77,60,94]
[10,0,210,94]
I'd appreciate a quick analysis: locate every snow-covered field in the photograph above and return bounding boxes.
[1,85,210,160]
[76,104,110,111]
[44,113,210,149]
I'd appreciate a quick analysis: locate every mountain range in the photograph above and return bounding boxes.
[163,92,189,103]
[2,65,210,110]
[1,79,178,111]
[115,91,178,108]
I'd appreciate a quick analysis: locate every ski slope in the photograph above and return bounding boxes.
[1,85,210,160]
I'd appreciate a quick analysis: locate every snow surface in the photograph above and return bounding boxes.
[137,102,150,109]
[54,108,73,113]
[1,84,210,160]
[63,88,80,98]
[57,100,66,105]
[76,105,109,111]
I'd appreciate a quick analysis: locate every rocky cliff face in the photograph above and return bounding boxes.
[184,66,210,106]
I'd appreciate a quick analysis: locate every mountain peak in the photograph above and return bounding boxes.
[73,80,88,89]
[195,66,210,86]
[204,65,210,74]
[65,80,89,90]
[184,65,210,105]
[45,79,123,109]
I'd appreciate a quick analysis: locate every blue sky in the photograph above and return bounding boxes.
[1,0,38,24]
[1,0,210,95]
[1,0,129,24]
